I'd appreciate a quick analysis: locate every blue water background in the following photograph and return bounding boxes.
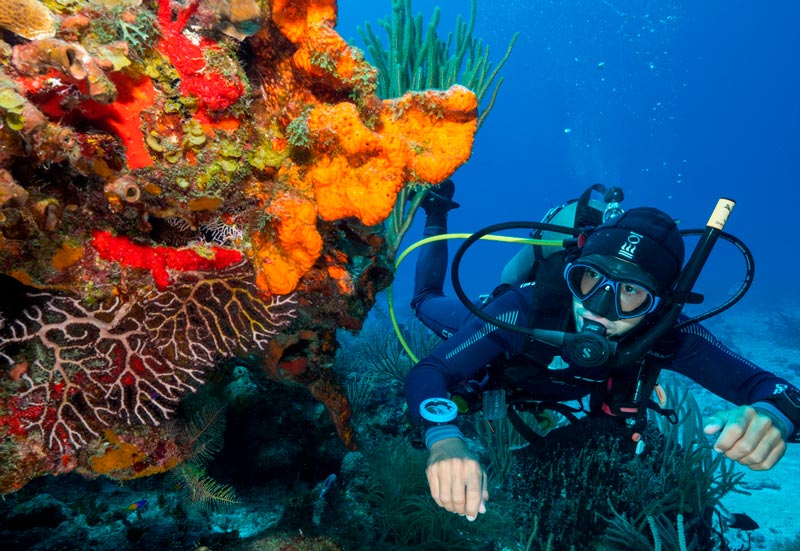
[337,0,799,320]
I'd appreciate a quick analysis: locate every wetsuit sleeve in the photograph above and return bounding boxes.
[404,285,534,427]
[667,322,799,438]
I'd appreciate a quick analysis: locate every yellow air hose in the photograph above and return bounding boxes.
[389,233,565,364]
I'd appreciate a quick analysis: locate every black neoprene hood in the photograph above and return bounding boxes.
[578,207,685,293]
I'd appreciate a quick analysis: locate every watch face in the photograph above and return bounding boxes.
[420,398,458,423]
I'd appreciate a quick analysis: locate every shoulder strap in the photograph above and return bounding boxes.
[499,250,576,380]
[528,248,578,319]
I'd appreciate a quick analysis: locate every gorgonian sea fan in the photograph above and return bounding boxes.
[0,262,296,452]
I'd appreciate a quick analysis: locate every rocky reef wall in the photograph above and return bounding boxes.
[0,0,477,493]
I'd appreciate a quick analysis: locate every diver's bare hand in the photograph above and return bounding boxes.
[426,437,488,520]
[704,405,787,470]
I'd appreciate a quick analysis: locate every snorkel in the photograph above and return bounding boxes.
[606,198,737,369]
[447,198,752,370]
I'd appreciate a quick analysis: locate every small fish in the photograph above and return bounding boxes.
[127,499,148,511]
[726,512,759,531]
[318,474,337,499]
[719,507,759,531]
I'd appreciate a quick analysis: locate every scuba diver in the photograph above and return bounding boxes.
[404,180,800,522]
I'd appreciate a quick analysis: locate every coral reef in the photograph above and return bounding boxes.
[0,0,478,494]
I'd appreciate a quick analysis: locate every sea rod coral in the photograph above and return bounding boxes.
[0,0,478,493]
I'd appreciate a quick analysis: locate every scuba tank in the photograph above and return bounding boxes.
[501,183,623,286]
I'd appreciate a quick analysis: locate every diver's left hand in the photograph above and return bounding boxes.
[704,405,787,470]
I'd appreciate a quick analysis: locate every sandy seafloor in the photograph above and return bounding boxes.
[681,303,800,550]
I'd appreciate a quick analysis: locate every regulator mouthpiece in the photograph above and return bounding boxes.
[562,319,617,368]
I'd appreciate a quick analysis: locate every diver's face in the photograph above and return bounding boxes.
[572,298,645,337]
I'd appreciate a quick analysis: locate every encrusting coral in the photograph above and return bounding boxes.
[0,0,478,494]
[0,0,57,41]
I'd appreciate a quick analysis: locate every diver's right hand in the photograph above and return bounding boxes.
[426,437,488,521]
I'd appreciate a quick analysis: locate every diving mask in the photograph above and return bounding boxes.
[565,262,661,321]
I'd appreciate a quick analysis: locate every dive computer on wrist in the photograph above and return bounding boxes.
[419,397,458,427]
